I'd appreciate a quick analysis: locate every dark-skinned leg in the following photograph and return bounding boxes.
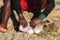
[0,0,11,32]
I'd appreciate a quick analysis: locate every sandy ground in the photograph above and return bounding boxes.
[0,0,60,40]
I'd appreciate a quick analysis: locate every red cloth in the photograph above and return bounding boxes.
[20,0,28,12]
[20,0,47,12]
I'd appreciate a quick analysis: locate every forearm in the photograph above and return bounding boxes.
[42,0,55,16]
[39,0,55,19]
[42,3,55,16]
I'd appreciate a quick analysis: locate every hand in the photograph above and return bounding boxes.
[30,17,42,28]
[19,14,27,28]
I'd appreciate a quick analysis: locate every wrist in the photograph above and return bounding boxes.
[19,14,25,19]
[39,13,46,20]
[19,14,23,17]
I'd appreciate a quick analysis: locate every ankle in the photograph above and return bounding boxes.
[0,23,7,27]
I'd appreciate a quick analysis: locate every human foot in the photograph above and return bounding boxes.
[0,24,7,33]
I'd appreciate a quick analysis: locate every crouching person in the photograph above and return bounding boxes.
[19,0,55,34]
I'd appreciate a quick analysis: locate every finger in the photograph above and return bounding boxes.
[30,22,35,28]
[23,21,27,28]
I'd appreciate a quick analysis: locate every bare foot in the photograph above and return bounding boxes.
[0,24,8,33]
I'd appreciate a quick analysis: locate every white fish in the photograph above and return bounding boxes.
[19,23,33,34]
[33,24,43,34]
